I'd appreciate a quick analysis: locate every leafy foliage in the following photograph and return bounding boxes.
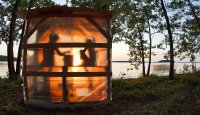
[168,0,200,61]
[0,0,56,45]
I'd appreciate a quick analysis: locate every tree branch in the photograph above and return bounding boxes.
[7,0,14,6]
[187,0,200,31]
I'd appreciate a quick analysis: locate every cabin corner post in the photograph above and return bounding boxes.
[106,19,112,100]
[22,19,30,100]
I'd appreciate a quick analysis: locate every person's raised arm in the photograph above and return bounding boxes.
[55,48,70,56]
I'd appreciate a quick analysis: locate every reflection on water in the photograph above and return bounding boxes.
[1,61,200,79]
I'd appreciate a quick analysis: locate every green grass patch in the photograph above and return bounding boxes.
[112,74,200,114]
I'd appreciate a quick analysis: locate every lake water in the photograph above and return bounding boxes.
[113,62,200,78]
[0,61,200,79]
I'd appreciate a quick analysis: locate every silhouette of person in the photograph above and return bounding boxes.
[79,38,96,93]
[38,33,70,98]
[42,32,70,67]
[80,38,96,67]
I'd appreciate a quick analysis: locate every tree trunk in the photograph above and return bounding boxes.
[147,18,152,76]
[160,0,174,80]
[16,0,32,76]
[143,7,152,76]
[137,25,146,77]
[187,0,200,31]
[7,0,20,78]
[16,21,25,76]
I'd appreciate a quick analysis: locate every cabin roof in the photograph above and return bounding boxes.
[17,6,114,20]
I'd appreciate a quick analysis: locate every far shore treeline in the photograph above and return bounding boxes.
[0,55,17,61]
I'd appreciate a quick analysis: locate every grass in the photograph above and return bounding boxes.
[0,78,23,115]
[1,74,200,114]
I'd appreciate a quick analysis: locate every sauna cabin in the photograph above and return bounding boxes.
[18,6,113,108]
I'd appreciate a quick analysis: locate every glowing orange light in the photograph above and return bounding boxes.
[72,48,83,67]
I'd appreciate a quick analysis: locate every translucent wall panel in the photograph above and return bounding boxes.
[27,48,108,68]
[27,31,37,44]
[26,76,63,102]
[27,17,108,44]
[26,76,107,102]
[27,18,43,33]
[67,77,107,102]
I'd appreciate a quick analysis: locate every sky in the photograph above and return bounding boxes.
[0,0,198,62]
